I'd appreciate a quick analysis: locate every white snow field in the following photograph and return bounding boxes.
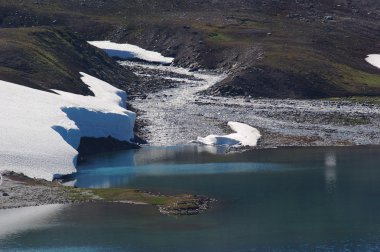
[0,73,135,180]
[366,54,380,69]
[88,41,174,64]
[196,122,261,147]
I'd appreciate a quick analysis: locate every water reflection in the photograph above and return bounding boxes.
[78,145,224,169]
[75,146,379,189]
[324,152,337,194]
[0,204,65,240]
[133,144,226,166]
[75,162,286,188]
[75,145,229,188]
[325,152,337,167]
[3,146,380,251]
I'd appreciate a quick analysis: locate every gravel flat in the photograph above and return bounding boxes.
[0,173,73,209]
[126,61,380,147]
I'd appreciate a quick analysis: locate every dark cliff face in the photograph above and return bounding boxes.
[0,0,379,98]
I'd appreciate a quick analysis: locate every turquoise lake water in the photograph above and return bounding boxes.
[1,145,380,251]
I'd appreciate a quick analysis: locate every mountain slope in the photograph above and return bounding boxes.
[0,27,138,95]
[0,0,379,98]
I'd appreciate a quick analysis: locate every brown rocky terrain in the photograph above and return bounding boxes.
[0,0,379,98]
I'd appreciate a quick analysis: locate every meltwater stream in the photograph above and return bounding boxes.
[2,146,380,251]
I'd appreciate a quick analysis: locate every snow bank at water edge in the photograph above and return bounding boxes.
[0,73,135,181]
[88,41,174,65]
[196,122,261,147]
[365,54,380,69]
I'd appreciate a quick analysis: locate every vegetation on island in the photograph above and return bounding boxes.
[0,172,215,216]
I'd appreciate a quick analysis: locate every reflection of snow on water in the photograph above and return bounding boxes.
[325,152,337,167]
[124,61,380,147]
[0,204,65,239]
[325,152,337,194]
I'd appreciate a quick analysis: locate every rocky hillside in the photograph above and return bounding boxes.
[0,27,138,95]
[0,0,379,98]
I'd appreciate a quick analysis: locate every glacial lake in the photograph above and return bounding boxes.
[2,145,380,251]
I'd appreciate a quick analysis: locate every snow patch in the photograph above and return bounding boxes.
[196,122,261,147]
[365,54,380,69]
[0,73,135,181]
[88,41,174,65]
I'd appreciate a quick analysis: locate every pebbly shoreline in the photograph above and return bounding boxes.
[126,61,380,148]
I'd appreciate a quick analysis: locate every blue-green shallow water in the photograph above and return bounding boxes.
[2,145,380,251]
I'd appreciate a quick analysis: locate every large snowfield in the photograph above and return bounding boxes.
[366,54,380,69]
[0,73,135,180]
[88,41,174,64]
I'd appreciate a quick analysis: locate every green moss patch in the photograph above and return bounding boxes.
[88,188,215,215]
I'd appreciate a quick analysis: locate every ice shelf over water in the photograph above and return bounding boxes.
[88,41,174,64]
[0,73,135,180]
[196,122,261,147]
